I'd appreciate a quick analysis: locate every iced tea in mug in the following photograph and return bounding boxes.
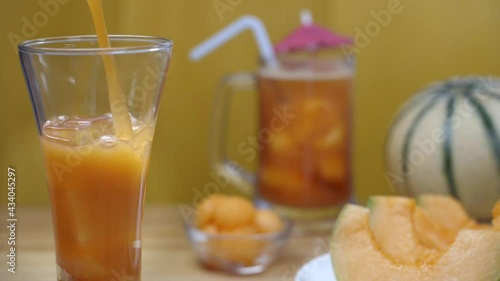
[257,65,352,209]
[211,53,354,222]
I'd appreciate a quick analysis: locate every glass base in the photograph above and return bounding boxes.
[255,199,348,236]
[203,261,268,275]
[57,265,139,281]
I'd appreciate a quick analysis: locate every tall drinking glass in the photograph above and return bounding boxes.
[19,35,172,281]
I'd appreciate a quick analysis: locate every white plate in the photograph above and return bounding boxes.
[295,253,336,281]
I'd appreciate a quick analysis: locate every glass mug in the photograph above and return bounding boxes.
[19,35,172,281]
[210,50,355,229]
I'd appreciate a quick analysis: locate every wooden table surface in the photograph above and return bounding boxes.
[1,206,331,281]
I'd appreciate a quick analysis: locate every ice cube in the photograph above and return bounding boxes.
[259,164,304,193]
[268,133,295,154]
[302,97,332,114]
[43,114,115,146]
[317,156,346,183]
[291,97,340,143]
[99,135,117,147]
[129,124,153,151]
[315,125,345,150]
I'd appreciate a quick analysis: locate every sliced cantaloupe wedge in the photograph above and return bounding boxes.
[412,207,453,251]
[332,205,424,280]
[494,201,500,229]
[368,196,439,264]
[413,194,476,250]
[417,194,473,233]
[331,204,500,281]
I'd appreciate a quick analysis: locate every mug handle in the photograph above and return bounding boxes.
[210,72,257,195]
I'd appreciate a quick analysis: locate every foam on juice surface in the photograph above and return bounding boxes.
[258,64,354,81]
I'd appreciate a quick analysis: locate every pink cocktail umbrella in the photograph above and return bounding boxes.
[274,10,352,53]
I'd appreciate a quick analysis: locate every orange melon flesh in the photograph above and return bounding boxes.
[368,196,439,264]
[494,201,500,229]
[331,204,500,281]
[332,205,426,281]
[431,230,500,281]
[413,194,467,250]
[417,194,473,233]
[413,207,454,251]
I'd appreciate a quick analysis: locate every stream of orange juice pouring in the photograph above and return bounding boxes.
[39,1,150,280]
[86,0,132,138]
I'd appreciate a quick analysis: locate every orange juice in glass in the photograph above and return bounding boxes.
[19,35,172,281]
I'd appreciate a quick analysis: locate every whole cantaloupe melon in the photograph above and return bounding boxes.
[385,76,500,219]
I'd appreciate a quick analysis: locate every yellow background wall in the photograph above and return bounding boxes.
[1,0,499,206]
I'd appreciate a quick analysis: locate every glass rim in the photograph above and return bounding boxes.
[18,35,173,56]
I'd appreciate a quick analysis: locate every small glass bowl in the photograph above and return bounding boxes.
[184,216,292,275]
